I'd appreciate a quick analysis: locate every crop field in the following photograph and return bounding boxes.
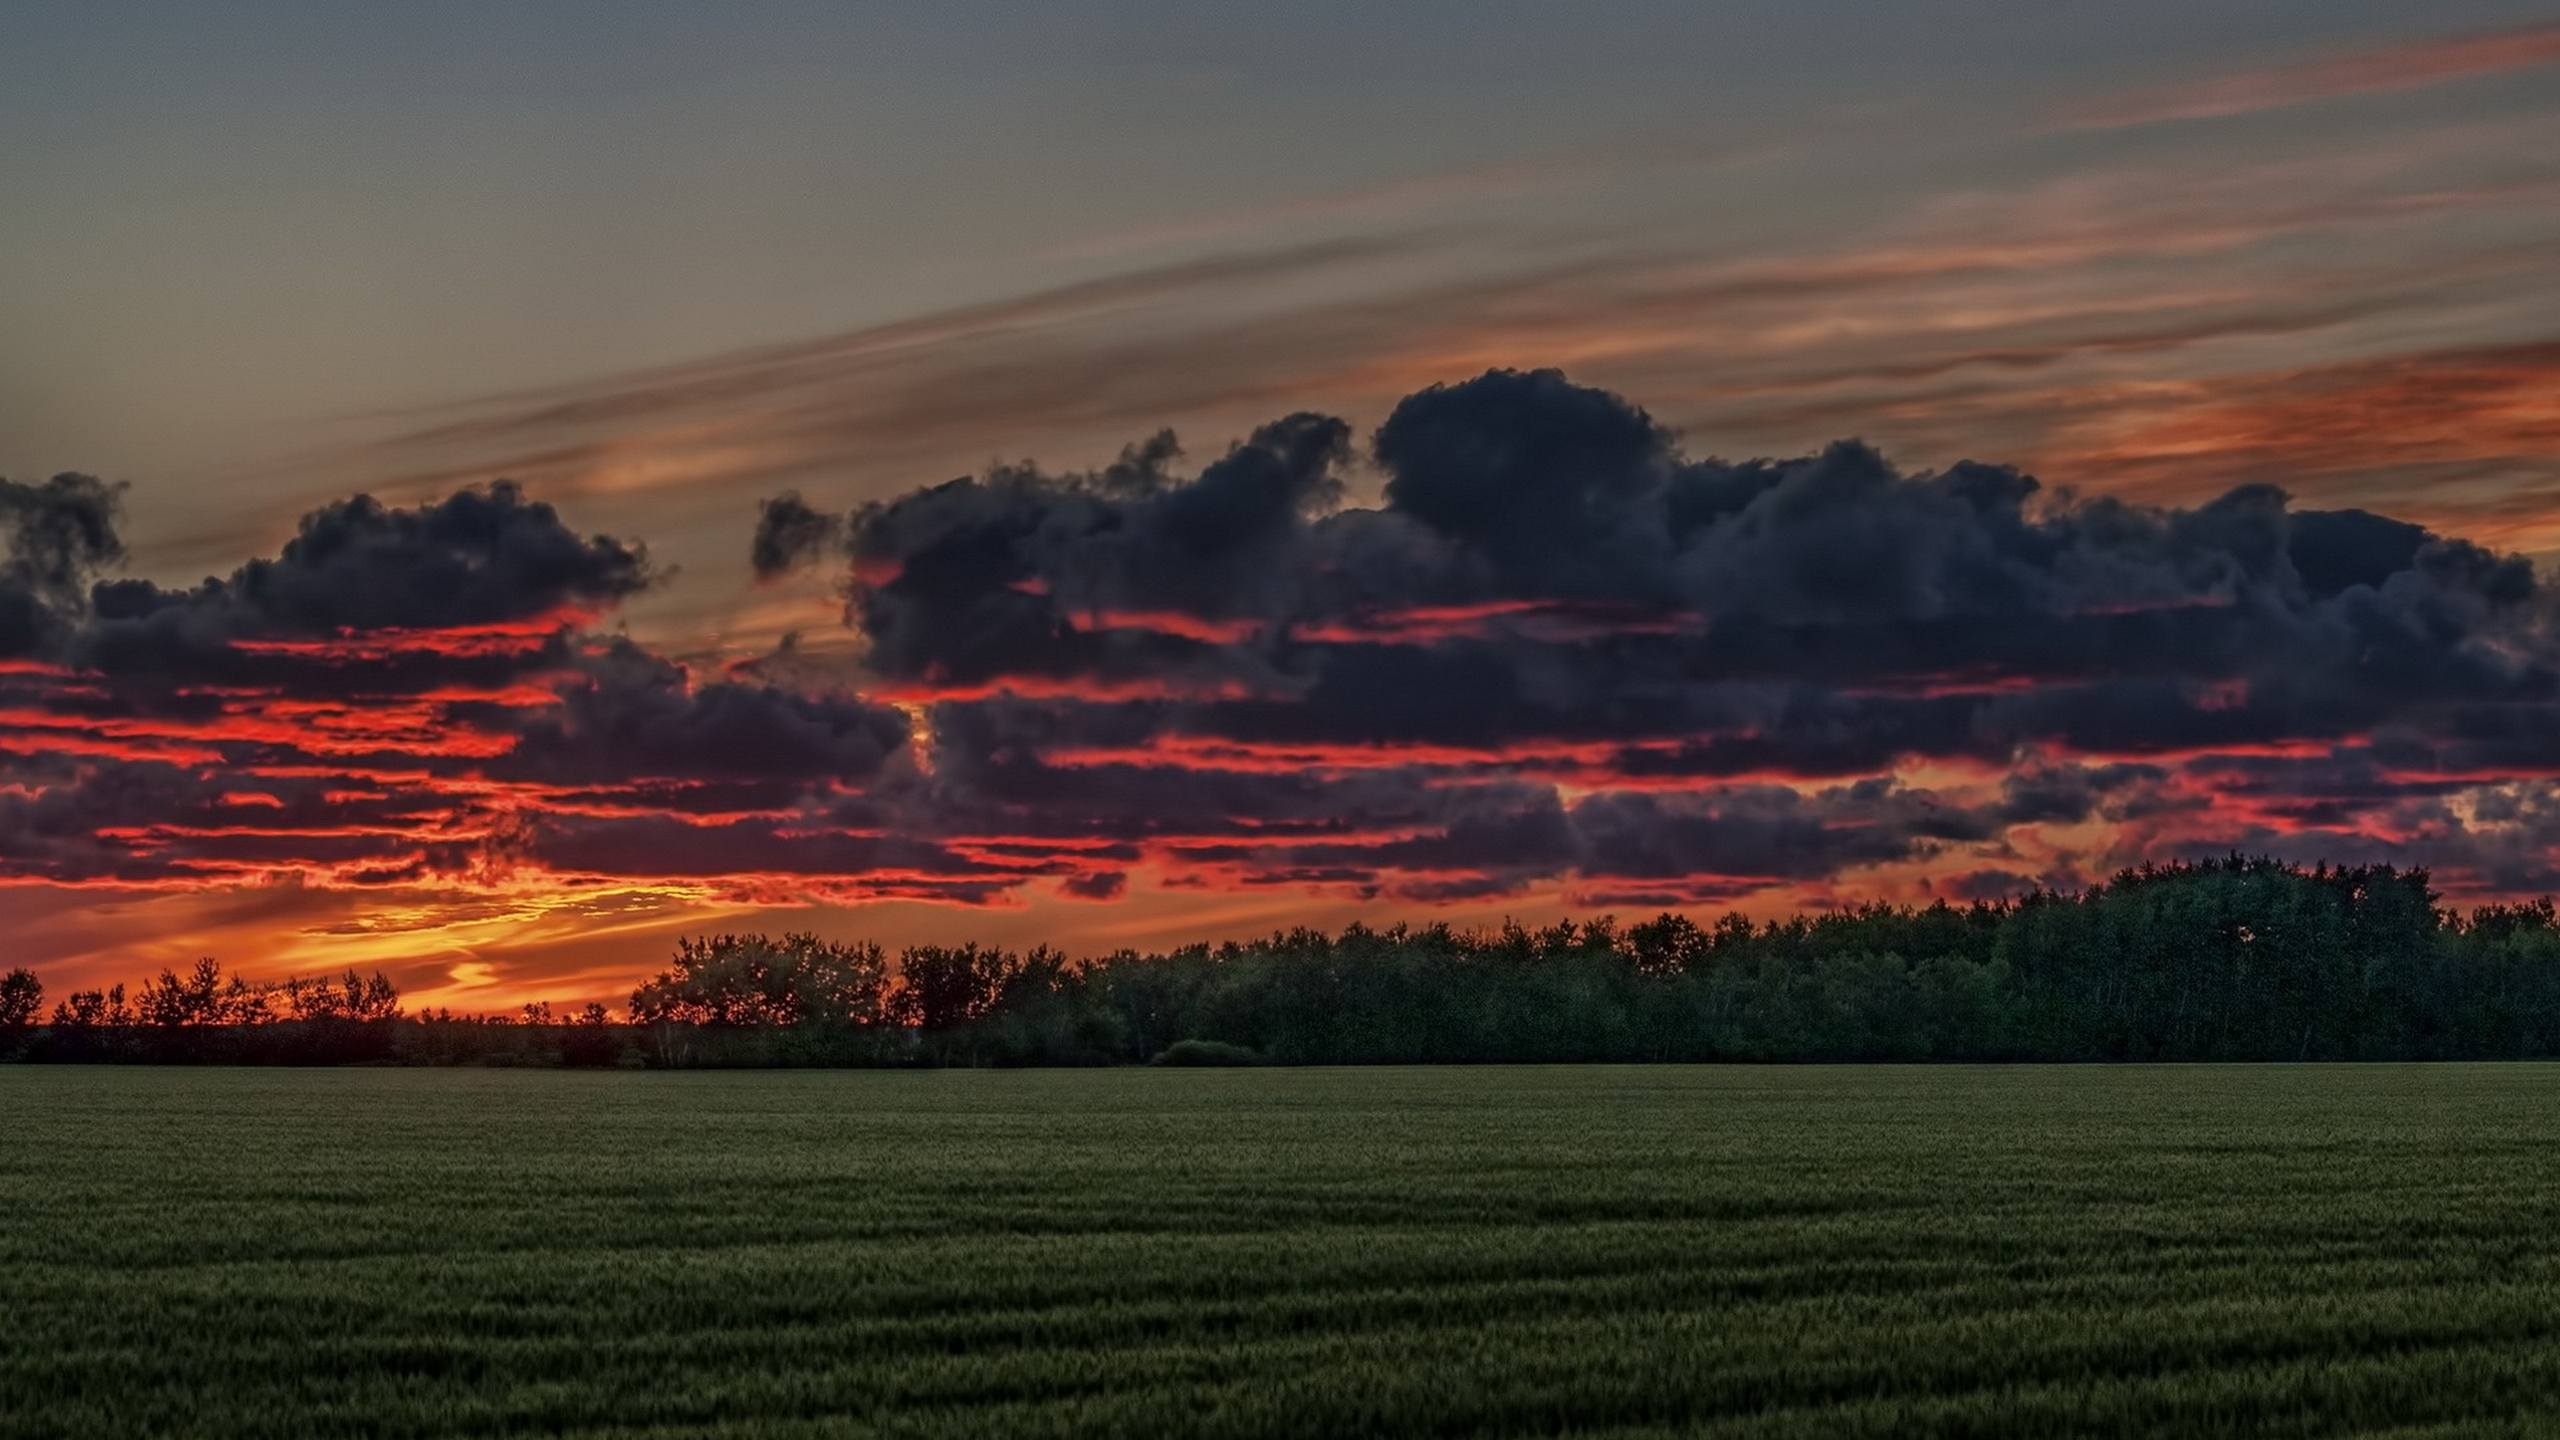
[6,1066,2560,1439]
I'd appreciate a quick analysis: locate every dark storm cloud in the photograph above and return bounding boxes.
[1569,784,1948,883]
[1995,762,2167,826]
[0,473,125,658]
[67,481,653,698]
[821,369,2557,718]
[1060,870,1129,901]
[897,718,1488,845]
[496,640,909,786]
[837,415,1355,690]
[759,366,2560,901]
[2,474,126,603]
[169,481,644,632]
[518,813,1027,903]
[1375,369,1672,589]
[2286,508,2432,598]
[0,758,221,884]
[750,491,843,580]
[12,367,2560,910]
[1939,868,2043,903]
[819,373,2536,672]
[0,482,913,896]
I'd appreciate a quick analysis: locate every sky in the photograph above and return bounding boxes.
[5,1,2560,1010]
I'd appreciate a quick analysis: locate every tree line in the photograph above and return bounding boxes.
[9,858,2560,1066]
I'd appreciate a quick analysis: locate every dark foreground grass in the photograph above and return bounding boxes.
[6,1067,2560,1439]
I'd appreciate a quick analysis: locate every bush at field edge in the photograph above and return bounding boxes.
[1152,1039,1263,1067]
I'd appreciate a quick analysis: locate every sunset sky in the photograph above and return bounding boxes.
[6,1,2560,1010]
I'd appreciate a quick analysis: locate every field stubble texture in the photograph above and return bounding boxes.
[5,1066,2560,1438]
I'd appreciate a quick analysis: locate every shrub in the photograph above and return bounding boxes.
[1152,1039,1262,1067]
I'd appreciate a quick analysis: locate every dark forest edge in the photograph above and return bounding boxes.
[9,858,2560,1067]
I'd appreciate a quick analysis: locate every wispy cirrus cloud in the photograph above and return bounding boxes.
[256,141,2560,538]
[1037,135,1772,264]
[2023,339,2560,531]
[2061,19,2560,130]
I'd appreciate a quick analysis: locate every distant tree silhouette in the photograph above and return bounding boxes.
[280,963,399,1019]
[559,1002,623,1067]
[11,857,2560,1067]
[280,969,402,1023]
[49,982,132,1034]
[629,933,890,1027]
[0,968,40,1053]
[885,943,1018,1032]
[137,958,270,1029]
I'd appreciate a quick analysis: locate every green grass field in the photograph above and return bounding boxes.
[7,1066,2560,1438]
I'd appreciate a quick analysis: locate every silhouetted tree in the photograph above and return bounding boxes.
[559,1001,623,1067]
[889,943,1020,1063]
[0,968,40,1054]
[50,984,125,1029]
[137,958,266,1028]
[630,933,891,1027]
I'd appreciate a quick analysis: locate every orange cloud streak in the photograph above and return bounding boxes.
[2062,20,2560,129]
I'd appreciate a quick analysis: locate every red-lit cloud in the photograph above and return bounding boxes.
[10,368,2560,1006]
